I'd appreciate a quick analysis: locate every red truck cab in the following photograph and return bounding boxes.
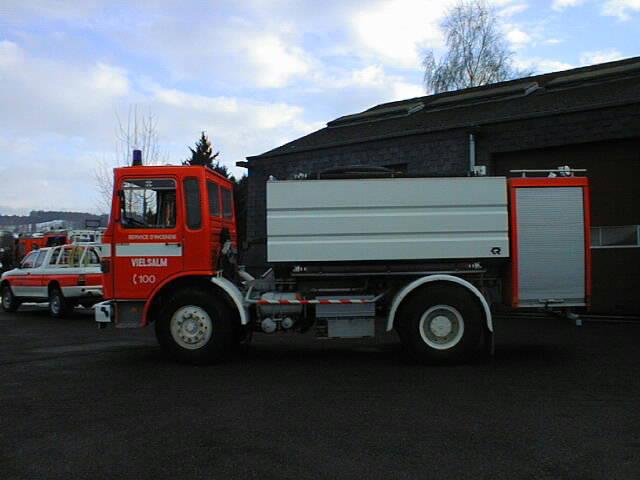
[100,165,236,327]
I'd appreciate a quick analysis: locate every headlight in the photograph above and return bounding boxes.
[0,247,4,253]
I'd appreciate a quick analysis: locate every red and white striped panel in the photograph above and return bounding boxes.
[256,298,373,305]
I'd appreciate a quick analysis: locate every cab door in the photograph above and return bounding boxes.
[112,177,183,300]
[206,180,223,267]
[10,251,44,297]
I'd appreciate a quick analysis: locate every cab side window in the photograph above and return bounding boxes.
[34,251,45,268]
[207,181,220,217]
[183,177,202,230]
[221,188,233,219]
[85,248,101,266]
[50,248,61,265]
[57,247,71,267]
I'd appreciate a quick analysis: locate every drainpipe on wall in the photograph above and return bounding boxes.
[469,133,476,175]
[468,132,486,176]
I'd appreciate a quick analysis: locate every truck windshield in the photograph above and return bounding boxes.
[120,179,177,229]
[21,251,38,269]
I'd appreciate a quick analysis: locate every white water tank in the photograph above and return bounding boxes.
[266,176,509,263]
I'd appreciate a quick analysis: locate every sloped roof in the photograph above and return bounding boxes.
[249,56,640,160]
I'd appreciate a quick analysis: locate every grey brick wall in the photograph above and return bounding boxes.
[243,103,640,270]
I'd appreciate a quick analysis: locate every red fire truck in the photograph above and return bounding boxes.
[17,232,67,260]
[17,230,103,261]
[95,164,591,364]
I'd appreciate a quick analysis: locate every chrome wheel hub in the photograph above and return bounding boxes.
[51,296,60,314]
[419,305,464,350]
[170,306,212,350]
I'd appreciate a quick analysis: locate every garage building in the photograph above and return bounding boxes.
[243,57,640,315]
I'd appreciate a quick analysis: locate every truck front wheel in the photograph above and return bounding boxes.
[155,289,234,364]
[1,284,20,313]
[397,284,483,364]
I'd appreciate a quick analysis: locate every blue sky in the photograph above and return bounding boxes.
[0,0,638,214]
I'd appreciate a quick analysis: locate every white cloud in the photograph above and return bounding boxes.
[506,27,532,47]
[91,63,129,96]
[580,49,625,65]
[602,0,640,20]
[552,0,585,11]
[515,57,574,73]
[544,38,564,45]
[351,0,451,68]
[350,0,531,68]
[350,65,387,86]
[498,3,529,17]
[0,43,135,142]
[0,39,321,213]
[244,34,311,88]
[152,87,307,131]
[392,81,425,100]
[154,88,239,113]
[320,64,425,103]
[5,0,619,214]
[0,134,111,213]
[0,40,23,67]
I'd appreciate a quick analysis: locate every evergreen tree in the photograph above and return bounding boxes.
[184,131,235,180]
[184,131,219,168]
[211,161,234,180]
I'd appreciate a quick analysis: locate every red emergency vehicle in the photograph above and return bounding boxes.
[1,244,103,317]
[95,163,591,365]
[17,231,67,260]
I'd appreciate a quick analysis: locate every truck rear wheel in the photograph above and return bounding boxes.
[49,287,70,318]
[1,284,20,313]
[397,283,483,364]
[155,289,234,364]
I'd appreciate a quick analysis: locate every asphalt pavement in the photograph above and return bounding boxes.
[1,306,639,480]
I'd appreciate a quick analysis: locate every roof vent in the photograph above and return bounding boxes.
[328,101,425,128]
[429,82,539,108]
[546,61,640,88]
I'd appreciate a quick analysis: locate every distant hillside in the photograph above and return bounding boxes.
[0,211,108,229]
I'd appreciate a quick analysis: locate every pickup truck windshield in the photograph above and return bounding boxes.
[121,178,176,229]
[21,251,38,269]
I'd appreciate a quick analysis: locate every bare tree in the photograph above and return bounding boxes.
[94,106,166,213]
[114,106,161,167]
[94,156,116,215]
[423,0,529,94]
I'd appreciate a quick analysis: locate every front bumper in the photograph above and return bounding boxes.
[94,301,113,324]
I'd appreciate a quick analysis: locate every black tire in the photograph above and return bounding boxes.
[1,284,21,313]
[155,289,235,364]
[396,283,484,364]
[49,287,70,318]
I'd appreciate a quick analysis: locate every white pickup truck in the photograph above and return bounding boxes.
[0,244,103,318]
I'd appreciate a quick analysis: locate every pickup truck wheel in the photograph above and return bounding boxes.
[49,288,70,318]
[155,290,234,364]
[1,285,20,313]
[397,284,483,364]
